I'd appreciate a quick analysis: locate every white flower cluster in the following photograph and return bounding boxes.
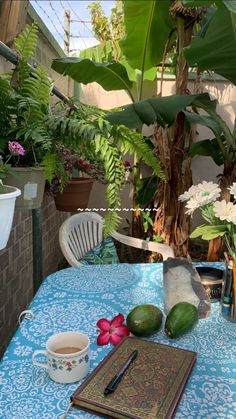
[179,181,236,223]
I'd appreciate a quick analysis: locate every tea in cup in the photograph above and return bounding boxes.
[32,331,90,383]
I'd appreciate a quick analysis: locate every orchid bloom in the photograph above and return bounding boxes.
[97,313,130,346]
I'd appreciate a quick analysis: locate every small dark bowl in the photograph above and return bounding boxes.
[196,266,224,302]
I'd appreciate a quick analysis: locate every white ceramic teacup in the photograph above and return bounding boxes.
[32,331,90,383]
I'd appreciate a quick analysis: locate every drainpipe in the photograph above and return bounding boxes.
[32,208,43,294]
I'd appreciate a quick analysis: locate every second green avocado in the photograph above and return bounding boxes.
[165,302,198,338]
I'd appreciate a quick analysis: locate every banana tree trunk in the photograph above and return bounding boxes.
[153,17,194,257]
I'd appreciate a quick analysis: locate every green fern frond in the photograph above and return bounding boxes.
[113,125,165,180]
[21,67,52,108]
[0,78,15,136]
[42,152,58,182]
[24,124,52,150]
[14,23,38,60]
[104,211,121,237]
[0,76,11,94]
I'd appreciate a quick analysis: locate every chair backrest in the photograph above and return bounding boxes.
[59,212,104,266]
[59,212,175,266]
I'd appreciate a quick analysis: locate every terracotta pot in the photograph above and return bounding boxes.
[5,167,46,209]
[54,177,94,212]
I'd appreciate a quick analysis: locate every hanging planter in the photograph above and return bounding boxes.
[54,177,94,212]
[5,167,46,209]
[0,185,21,250]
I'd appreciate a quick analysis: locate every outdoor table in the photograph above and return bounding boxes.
[0,262,235,418]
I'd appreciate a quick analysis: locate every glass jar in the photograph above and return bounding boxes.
[221,261,236,322]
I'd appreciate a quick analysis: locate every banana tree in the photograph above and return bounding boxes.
[52,0,236,257]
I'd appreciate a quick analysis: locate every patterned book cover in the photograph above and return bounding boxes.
[71,336,196,419]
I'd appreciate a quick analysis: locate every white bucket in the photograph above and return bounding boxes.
[0,185,21,250]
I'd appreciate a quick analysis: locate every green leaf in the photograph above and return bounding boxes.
[120,59,157,82]
[52,58,133,95]
[183,0,236,13]
[190,224,227,240]
[222,1,236,13]
[106,93,215,129]
[14,23,38,61]
[182,0,214,6]
[185,3,236,85]
[189,139,224,166]
[183,111,222,136]
[80,40,113,63]
[120,0,172,72]
[136,176,157,205]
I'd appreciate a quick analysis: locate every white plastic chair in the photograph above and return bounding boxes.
[59,212,174,267]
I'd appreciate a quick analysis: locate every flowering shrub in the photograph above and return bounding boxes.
[49,144,132,195]
[0,140,25,190]
[179,181,236,260]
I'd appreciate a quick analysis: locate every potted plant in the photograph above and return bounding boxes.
[0,24,57,209]
[0,141,23,249]
[48,144,131,212]
[48,145,97,212]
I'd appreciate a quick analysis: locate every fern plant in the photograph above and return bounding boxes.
[0,23,58,179]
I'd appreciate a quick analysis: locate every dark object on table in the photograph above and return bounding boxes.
[71,336,196,419]
[104,350,138,395]
[196,266,224,302]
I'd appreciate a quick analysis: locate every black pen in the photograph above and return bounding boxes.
[104,350,138,396]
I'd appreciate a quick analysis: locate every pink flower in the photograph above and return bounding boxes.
[124,160,131,168]
[66,361,72,367]
[97,313,130,346]
[84,162,91,171]
[78,158,84,165]
[8,141,25,156]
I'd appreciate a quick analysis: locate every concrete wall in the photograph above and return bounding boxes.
[0,5,71,357]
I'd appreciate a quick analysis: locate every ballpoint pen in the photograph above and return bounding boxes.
[104,350,138,396]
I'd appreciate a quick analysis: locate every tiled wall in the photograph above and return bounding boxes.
[0,195,68,357]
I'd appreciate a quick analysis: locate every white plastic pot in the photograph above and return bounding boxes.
[0,185,21,250]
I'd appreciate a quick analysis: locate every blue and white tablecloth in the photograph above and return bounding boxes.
[0,262,236,419]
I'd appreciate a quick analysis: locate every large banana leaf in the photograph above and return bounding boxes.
[120,0,172,72]
[189,139,224,166]
[51,58,133,95]
[79,43,156,82]
[183,0,236,12]
[183,111,223,137]
[106,93,216,128]
[182,1,214,6]
[184,2,236,85]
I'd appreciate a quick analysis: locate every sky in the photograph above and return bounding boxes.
[30,0,115,55]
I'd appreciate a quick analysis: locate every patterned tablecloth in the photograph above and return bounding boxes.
[0,262,236,419]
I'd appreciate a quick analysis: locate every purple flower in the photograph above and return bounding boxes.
[8,141,25,156]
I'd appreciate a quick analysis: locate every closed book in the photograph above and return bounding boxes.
[71,336,196,419]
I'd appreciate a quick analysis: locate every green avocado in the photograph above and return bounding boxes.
[165,302,198,339]
[127,304,163,337]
